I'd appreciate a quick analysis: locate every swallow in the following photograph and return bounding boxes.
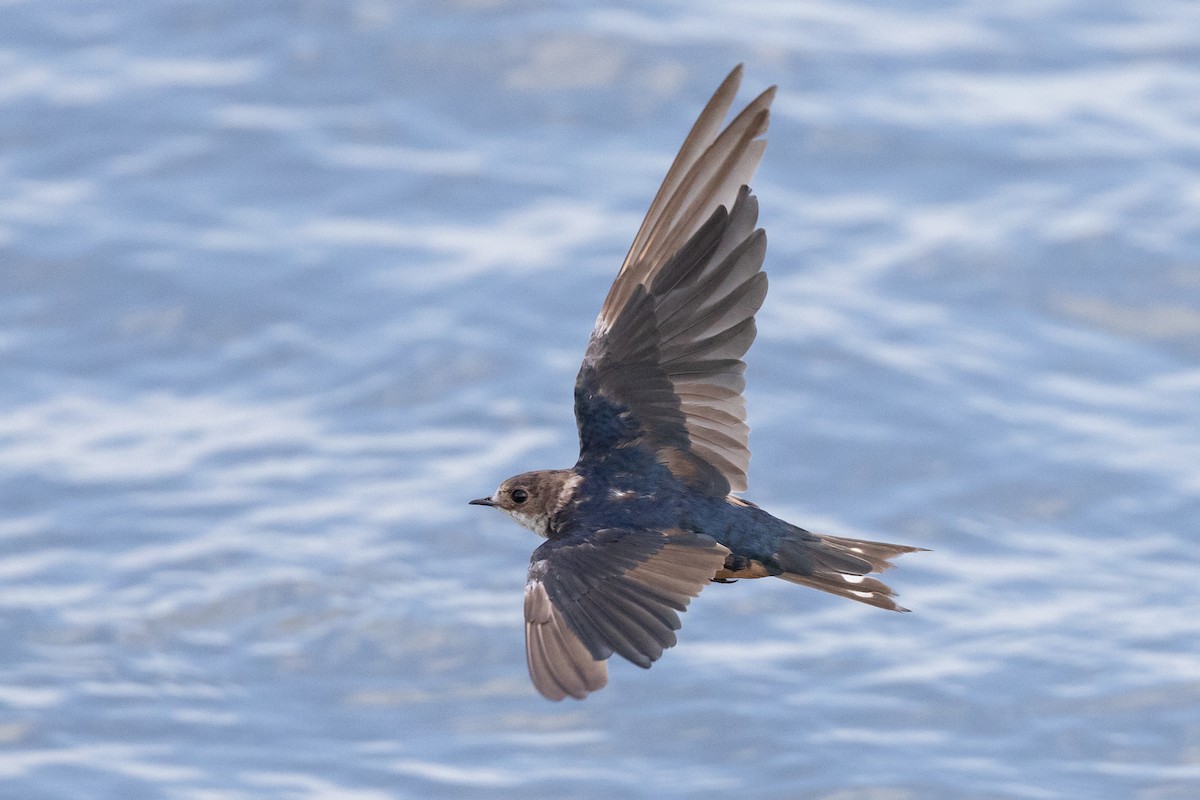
[471,65,922,701]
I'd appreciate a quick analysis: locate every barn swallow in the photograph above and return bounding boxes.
[471,65,922,701]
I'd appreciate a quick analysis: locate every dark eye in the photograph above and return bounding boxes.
[510,488,529,504]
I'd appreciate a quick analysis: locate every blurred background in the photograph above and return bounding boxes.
[2,1,1199,798]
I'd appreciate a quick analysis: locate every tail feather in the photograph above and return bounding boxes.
[776,531,925,612]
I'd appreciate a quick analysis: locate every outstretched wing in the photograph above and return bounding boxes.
[523,527,729,701]
[605,65,775,321]
[575,67,774,495]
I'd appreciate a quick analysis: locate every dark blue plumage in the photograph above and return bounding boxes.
[471,66,921,700]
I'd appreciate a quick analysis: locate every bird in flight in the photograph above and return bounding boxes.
[471,65,921,701]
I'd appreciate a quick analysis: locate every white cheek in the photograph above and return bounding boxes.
[506,509,547,536]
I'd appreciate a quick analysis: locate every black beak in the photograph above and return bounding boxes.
[469,497,495,507]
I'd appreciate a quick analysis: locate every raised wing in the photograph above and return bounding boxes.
[574,67,774,496]
[603,65,775,323]
[523,527,729,701]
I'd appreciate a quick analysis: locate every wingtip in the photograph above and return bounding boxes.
[721,64,775,108]
[709,64,744,105]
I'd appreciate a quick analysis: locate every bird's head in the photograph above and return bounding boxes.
[469,469,579,538]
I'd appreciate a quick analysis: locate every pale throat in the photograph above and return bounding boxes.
[505,508,551,537]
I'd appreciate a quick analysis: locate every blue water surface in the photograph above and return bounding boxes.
[2,2,1199,798]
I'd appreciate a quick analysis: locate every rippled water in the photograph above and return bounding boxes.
[3,2,1199,798]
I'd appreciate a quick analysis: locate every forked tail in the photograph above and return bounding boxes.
[775,531,924,611]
